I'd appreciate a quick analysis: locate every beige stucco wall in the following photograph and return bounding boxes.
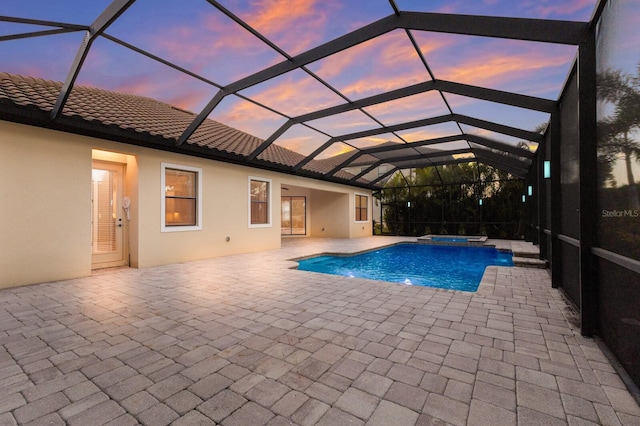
[133,152,283,267]
[0,121,92,288]
[308,190,350,237]
[1,120,372,287]
[350,191,373,238]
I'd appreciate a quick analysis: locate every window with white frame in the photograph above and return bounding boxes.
[355,193,368,222]
[161,163,202,232]
[249,177,272,227]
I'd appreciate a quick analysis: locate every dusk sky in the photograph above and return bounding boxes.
[1,0,600,158]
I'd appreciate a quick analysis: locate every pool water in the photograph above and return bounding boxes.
[296,243,513,292]
[431,237,469,242]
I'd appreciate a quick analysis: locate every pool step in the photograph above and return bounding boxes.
[513,256,548,268]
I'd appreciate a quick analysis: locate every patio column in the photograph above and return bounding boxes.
[550,106,562,289]
[578,30,598,337]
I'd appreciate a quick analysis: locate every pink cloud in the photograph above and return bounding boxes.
[110,75,155,96]
[211,98,287,139]
[312,30,430,99]
[153,14,265,68]
[275,131,326,156]
[433,2,462,14]
[241,72,343,116]
[437,48,572,89]
[234,0,341,55]
[310,34,380,80]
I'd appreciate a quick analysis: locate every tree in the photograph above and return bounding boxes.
[597,66,640,208]
[380,164,523,237]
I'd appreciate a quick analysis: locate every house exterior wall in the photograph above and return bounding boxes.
[0,120,372,288]
[0,121,92,287]
[309,190,350,237]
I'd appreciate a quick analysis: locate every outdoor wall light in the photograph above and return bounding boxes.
[479,199,483,206]
[407,201,411,207]
[543,161,551,179]
[522,195,526,203]
[528,185,533,196]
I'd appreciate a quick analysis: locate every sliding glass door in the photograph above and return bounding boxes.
[281,196,306,235]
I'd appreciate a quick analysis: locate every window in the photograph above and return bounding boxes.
[161,163,202,232]
[355,193,368,222]
[249,177,272,227]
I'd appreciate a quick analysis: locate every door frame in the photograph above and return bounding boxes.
[281,195,307,236]
[91,159,129,269]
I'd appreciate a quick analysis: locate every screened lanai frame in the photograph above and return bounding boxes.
[0,0,597,189]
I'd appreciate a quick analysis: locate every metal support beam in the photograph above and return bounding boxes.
[550,106,563,289]
[0,28,81,42]
[325,153,365,176]
[474,157,527,178]
[326,135,461,177]
[326,133,534,180]
[293,140,335,170]
[223,15,398,94]
[176,89,227,146]
[186,10,578,142]
[578,32,598,337]
[361,135,464,155]
[537,134,548,259]
[247,120,294,160]
[466,134,535,159]
[330,142,459,177]
[370,167,400,186]
[0,16,88,31]
[323,114,542,147]
[50,0,136,120]
[388,149,471,167]
[456,114,544,143]
[397,11,588,45]
[349,161,383,183]
[294,81,437,123]
[422,157,480,169]
[473,149,529,174]
[290,79,553,126]
[295,124,464,172]
[434,80,556,113]
[50,31,92,119]
[329,148,471,177]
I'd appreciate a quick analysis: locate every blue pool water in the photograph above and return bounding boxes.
[431,237,469,242]
[296,243,513,292]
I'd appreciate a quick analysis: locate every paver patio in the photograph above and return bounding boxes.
[0,236,638,425]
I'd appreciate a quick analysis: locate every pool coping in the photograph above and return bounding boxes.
[417,234,488,247]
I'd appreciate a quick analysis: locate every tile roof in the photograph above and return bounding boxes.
[0,72,368,186]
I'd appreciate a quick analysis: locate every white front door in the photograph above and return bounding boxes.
[91,160,127,269]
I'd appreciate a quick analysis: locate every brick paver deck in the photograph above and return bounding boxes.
[0,237,638,425]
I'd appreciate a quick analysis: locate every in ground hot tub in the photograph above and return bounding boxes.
[417,234,488,247]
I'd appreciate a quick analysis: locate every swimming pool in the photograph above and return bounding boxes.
[296,243,513,292]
